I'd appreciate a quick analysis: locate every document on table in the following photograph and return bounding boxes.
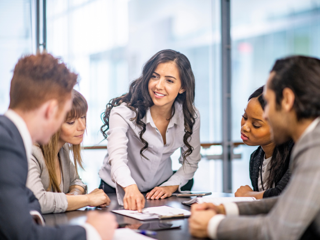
[182,197,256,206]
[197,197,256,204]
[112,206,191,220]
[113,229,154,240]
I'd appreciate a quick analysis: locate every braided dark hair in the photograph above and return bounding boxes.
[249,86,293,189]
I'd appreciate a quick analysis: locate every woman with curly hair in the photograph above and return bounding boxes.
[99,49,201,211]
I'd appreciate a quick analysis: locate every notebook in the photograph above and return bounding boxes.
[112,206,191,220]
[182,196,256,206]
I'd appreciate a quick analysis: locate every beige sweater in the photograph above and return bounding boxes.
[26,144,87,214]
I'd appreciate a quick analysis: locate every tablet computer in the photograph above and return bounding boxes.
[172,191,212,197]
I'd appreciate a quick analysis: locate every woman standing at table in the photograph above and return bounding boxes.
[235,86,293,199]
[27,90,110,214]
[99,49,201,211]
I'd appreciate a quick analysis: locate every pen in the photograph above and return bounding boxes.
[134,230,157,236]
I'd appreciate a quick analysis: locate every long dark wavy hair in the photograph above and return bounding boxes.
[249,86,293,189]
[101,49,197,162]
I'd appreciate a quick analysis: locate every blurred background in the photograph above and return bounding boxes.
[1,0,320,193]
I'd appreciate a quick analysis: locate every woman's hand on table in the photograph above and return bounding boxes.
[123,184,145,212]
[87,188,111,207]
[235,185,264,199]
[146,185,179,200]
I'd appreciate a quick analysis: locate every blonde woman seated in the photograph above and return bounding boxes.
[27,90,110,214]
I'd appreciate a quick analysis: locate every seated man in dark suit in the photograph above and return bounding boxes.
[0,53,117,240]
[189,56,320,240]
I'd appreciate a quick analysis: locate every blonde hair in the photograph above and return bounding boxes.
[40,89,88,192]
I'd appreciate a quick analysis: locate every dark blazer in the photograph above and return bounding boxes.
[217,121,320,240]
[249,145,292,198]
[0,115,86,240]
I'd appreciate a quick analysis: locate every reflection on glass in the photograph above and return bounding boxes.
[231,0,320,191]
[47,0,220,145]
[47,0,223,192]
[0,0,33,113]
[46,0,320,193]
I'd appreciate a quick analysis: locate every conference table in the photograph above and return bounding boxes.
[44,192,233,240]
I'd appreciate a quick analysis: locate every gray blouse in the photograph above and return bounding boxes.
[99,102,201,205]
[26,144,87,214]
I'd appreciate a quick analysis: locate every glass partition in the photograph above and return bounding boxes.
[231,0,320,191]
[0,0,34,113]
[47,0,221,146]
[47,0,222,192]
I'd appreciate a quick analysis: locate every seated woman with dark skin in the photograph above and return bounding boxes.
[236,86,293,199]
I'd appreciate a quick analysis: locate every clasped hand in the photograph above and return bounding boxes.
[235,185,254,197]
[235,185,264,199]
[188,203,225,238]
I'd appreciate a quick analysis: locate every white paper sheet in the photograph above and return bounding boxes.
[197,197,256,205]
[113,229,155,240]
[112,206,191,220]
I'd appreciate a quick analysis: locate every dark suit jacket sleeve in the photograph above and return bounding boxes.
[263,169,291,198]
[0,132,86,240]
[26,186,42,213]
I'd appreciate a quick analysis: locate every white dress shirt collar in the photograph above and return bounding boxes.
[4,109,33,160]
[144,101,181,129]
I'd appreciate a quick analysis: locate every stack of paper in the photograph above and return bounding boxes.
[112,206,191,220]
[198,197,256,204]
[182,197,256,206]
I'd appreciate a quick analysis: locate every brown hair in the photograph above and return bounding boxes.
[9,53,78,111]
[101,49,197,163]
[40,89,88,192]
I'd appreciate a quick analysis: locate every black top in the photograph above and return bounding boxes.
[249,146,292,198]
[0,115,86,240]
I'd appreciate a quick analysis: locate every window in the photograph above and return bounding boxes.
[1,0,319,192]
[46,0,222,191]
[0,0,33,113]
[231,0,320,190]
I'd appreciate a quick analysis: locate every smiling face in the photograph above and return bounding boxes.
[59,115,86,145]
[241,97,273,147]
[148,61,185,110]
